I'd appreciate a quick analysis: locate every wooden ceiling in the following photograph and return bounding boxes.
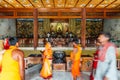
[0,0,119,19]
[0,0,120,9]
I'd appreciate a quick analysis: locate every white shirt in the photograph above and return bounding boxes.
[95,46,118,80]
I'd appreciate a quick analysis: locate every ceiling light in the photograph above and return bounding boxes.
[16,5,19,7]
[8,0,13,2]
[68,5,73,7]
[23,4,32,7]
[57,4,62,7]
[70,2,74,4]
[4,4,8,7]
[33,0,39,3]
[47,4,51,7]
[112,5,116,7]
[80,4,85,7]
[37,5,41,7]
[46,0,50,3]
[89,4,93,7]
[104,0,111,3]
[99,4,107,7]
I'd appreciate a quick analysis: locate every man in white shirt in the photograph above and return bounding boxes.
[94,32,118,80]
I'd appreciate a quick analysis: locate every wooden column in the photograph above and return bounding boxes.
[104,9,106,18]
[81,8,86,48]
[33,8,38,49]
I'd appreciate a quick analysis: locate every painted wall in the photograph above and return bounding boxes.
[104,19,120,47]
[0,19,16,39]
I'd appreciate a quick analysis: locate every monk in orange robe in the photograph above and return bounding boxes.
[0,40,4,73]
[0,39,10,73]
[70,42,82,80]
[40,42,52,80]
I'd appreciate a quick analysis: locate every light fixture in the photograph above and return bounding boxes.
[37,5,41,7]
[68,5,73,7]
[16,5,19,7]
[104,0,111,3]
[23,4,32,7]
[89,4,93,7]
[57,4,62,7]
[4,4,8,7]
[99,4,107,7]
[33,0,38,3]
[8,0,13,2]
[112,4,116,7]
[47,4,51,7]
[80,4,85,7]
[46,0,50,3]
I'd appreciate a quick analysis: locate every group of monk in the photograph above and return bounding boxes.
[40,32,118,80]
[0,36,81,80]
[0,32,118,80]
[40,40,82,80]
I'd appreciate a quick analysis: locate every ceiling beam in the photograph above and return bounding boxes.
[3,0,15,8]
[41,0,45,8]
[28,0,35,8]
[74,0,79,7]
[85,0,92,7]
[0,8,119,12]
[37,0,43,8]
[16,0,25,8]
[53,0,55,8]
[38,16,82,18]
[104,0,117,8]
[64,0,67,8]
[94,0,104,8]
[115,4,120,8]
[0,4,5,8]
[38,8,82,12]
[0,8,119,18]
[0,15,119,19]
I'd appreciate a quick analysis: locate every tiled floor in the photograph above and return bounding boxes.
[25,64,120,80]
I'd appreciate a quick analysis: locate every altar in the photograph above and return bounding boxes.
[22,47,120,72]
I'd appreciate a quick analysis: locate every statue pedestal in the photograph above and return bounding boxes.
[53,63,66,71]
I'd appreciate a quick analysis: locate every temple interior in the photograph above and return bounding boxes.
[0,0,120,80]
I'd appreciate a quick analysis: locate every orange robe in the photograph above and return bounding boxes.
[40,43,52,79]
[0,46,21,80]
[0,40,3,73]
[70,45,82,77]
[0,54,2,73]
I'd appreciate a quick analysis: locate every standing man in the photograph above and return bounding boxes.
[95,32,118,80]
[0,37,25,80]
[70,41,82,80]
